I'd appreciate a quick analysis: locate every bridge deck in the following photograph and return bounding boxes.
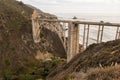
[35,19,120,27]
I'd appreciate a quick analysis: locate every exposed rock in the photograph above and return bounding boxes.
[35,50,53,61]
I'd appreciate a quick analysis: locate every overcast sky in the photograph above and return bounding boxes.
[17,0,120,15]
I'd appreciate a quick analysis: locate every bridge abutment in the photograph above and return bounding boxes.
[67,22,79,62]
[32,19,41,43]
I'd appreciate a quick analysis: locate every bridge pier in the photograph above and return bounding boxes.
[63,23,67,52]
[67,22,79,62]
[32,19,41,43]
[31,10,41,43]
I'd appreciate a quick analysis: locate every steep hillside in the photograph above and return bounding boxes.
[0,0,34,70]
[47,39,120,80]
[0,0,66,79]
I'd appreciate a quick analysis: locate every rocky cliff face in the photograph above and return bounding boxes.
[0,0,66,79]
[47,39,120,80]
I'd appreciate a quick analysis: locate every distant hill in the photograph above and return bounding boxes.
[27,4,43,13]
[27,4,57,18]
[47,39,120,80]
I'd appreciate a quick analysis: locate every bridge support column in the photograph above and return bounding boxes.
[62,23,67,52]
[67,22,79,62]
[32,19,40,43]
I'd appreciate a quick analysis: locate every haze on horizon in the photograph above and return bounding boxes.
[17,0,120,16]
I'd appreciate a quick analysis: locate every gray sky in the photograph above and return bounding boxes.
[17,0,120,15]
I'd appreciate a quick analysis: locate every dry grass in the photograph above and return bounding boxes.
[47,39,120,80]
[85,64,120,80]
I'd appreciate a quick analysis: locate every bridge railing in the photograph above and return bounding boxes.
[79,24,120,49]
[37,19,120,49]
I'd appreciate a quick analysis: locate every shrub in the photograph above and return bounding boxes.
[18,74,35,80]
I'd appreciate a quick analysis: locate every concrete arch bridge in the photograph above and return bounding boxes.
[32,10,120,62]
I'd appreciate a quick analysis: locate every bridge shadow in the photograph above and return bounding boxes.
[40,27,67,58]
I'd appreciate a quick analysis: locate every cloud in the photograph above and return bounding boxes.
[17,0,120,14]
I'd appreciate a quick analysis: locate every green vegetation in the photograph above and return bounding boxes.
[0,57,65,80]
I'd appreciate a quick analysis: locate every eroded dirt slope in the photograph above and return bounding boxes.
[47,39,120,80]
